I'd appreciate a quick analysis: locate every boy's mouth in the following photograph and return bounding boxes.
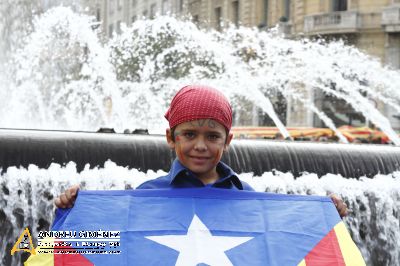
[189,156,210,162]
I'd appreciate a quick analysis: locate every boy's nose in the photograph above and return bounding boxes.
[194,136,207,151]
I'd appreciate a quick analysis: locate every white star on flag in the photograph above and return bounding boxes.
[146,214,254,266]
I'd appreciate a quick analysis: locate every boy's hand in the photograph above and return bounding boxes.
[55,184,80,208]
[329,194,348,218]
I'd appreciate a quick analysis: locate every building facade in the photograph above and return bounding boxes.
[88,0,400,129]
[90,0,400,72]
[90,0,265,37]
[268,0,400,128]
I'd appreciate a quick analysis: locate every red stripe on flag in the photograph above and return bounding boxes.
[54,242,94,266]
[304,228,345,266]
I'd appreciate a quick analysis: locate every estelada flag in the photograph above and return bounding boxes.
[25,188,365,266]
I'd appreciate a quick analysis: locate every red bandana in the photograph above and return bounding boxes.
[165,85,233,131]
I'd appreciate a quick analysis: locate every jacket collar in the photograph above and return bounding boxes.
[167,159,242,189]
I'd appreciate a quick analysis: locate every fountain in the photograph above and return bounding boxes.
[0,4,400,266]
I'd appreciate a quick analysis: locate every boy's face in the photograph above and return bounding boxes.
[166,119,233,181]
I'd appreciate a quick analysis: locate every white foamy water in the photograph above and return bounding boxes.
[1,7,400,144]
[1,162,399,265]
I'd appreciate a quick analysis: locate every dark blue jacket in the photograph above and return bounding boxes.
[137,159,254,191]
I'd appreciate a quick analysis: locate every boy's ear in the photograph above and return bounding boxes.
[166,128,175,149]
[224,132,233,151]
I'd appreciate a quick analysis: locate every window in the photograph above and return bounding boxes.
[142,10,148,18]
[109,0,115,14]
[231,1,239,26]
[96,7,101,21]
[215,7,222,31]
[193,14,199,23]
[262,0,268,26]
[132,0,136,7]
[162,0,169,15]
[116,20,121,33]
[131,15,137,23]
[179,0,184,12]
[284,0,290,20]
[150,4,157,18]
[189,0,201,16]
[332,0,347,12]
[108,24,114,38]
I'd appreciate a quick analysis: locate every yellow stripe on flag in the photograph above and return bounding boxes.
[334,222,366,266]
[297,259,307,266]
[24,237,54,266]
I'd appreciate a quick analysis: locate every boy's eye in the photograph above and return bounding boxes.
[183,132,195,138]
[207,134,220,141]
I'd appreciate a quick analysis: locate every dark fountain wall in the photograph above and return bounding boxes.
[1,129,399,178]
[1,129,399,265]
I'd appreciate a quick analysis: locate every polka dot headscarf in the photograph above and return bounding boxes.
[165,85,233,132]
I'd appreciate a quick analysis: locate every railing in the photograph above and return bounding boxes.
[304,11,360,34]
[278,21,292,36]
[360,12,381,29]
[382,5,400,32]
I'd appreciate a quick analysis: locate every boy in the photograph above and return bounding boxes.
[55,85,347,217]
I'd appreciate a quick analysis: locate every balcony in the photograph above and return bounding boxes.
[382,5,400,32]
[304,11,360,35]
[278,21,292,36]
